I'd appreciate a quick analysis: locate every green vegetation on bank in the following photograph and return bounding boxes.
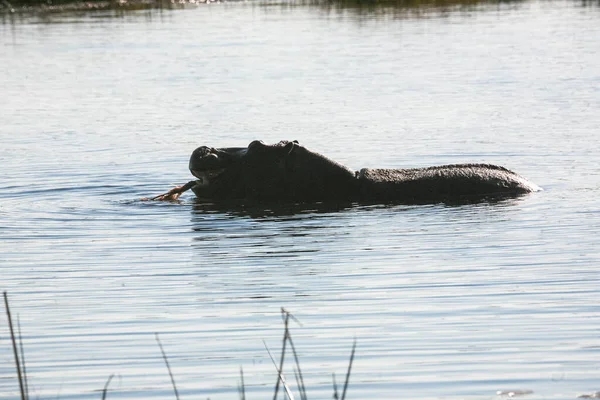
[0,0,200,14]
[3,0,599,15]
[295,0,527,17]
[0,0,527,15]
[308,0,522,7]
[312,0,599,14]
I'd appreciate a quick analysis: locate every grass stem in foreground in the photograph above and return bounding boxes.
[101,374,115,400]
[17,317,29,400]
[238,367,246,400]
[3,291,26,400]
[155,333,180,400]
[340,339,357,400]
[264,340,295,400]
[273,309,290,400]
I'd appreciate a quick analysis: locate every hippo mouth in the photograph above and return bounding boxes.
[188,146,248,191]
[190,168,227,187]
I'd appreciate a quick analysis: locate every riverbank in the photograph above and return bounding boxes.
[0,0,526,15]
[0,0,206,14]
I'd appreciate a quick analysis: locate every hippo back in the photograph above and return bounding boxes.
[358,164,541,202]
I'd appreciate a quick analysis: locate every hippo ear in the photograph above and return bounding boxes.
[248,140,265,150]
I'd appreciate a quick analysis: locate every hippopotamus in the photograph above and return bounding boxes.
[153,140,541,204]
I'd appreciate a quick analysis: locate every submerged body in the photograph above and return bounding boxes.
[186,140,541,204]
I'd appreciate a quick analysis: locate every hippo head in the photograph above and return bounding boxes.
[189,140,358,202]
[188,145,248,200]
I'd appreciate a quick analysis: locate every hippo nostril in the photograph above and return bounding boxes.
[195,146,211,157]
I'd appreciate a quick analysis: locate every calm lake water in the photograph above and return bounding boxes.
[1,1,600,399]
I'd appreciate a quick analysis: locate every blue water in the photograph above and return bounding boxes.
[1,1,600,399]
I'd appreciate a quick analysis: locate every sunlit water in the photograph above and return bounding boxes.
[1,1,600,399]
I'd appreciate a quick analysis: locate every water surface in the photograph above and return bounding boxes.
[1,1,600,399]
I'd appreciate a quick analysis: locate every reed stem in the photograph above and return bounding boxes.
[3,292,26,400]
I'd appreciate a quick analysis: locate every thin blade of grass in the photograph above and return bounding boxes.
[332,372,339,400]
[286,334,306,400]
[286,312,303,328]
[101,374,115,400]
[17,317,29,400]
[340,339,357,400]
[238,367,246,400]
[292,367,307,400]
[273,309,290,400]
[155,333,180,400]
[3,292,26,400]
[292,367,300,396]
[264,340,295,400]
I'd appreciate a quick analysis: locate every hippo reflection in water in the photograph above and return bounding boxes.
[154,140,541,204]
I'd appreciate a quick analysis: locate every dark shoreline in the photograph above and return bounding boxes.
[2,0,598,22]
[0,0,210,14]
[0,0,524,15]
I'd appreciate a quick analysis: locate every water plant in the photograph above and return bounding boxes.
[3,292,355,400]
